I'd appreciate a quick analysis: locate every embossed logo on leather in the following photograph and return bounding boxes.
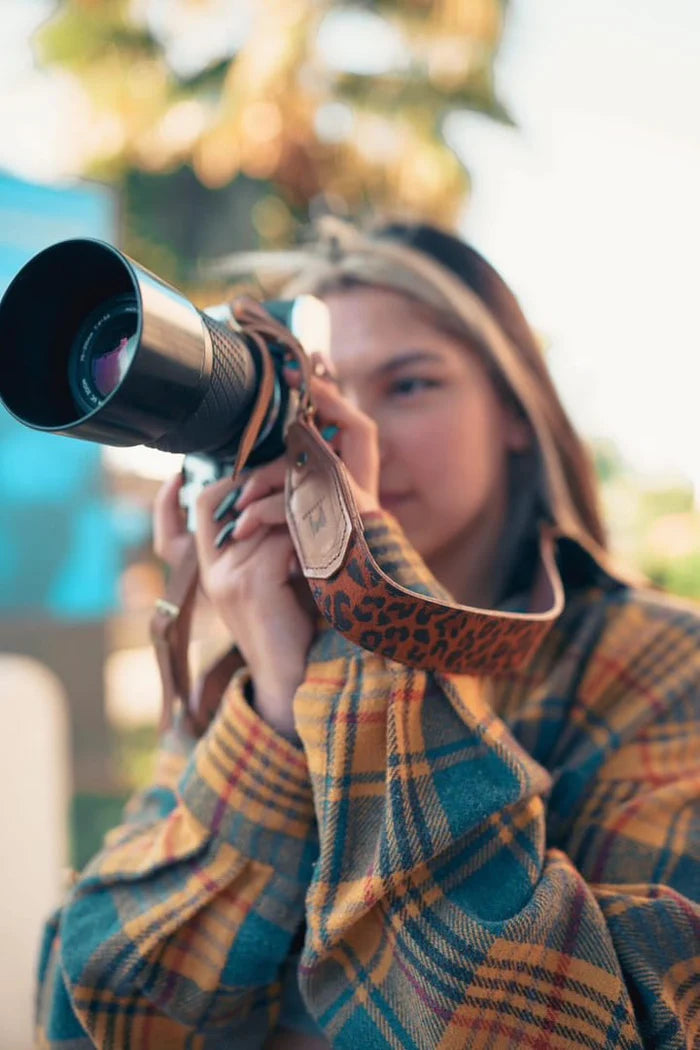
[285,420,354,579]
[305,497,327,536]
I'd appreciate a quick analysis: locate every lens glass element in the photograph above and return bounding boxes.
[68,293,139,414]
[92,333,138,398]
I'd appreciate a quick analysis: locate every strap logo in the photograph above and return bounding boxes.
[304,497,327,536]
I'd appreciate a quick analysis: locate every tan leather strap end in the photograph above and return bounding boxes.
[150,536,200,733]
[188,645,246,736]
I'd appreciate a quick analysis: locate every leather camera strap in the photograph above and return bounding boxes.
[152,302,566,736]
[284,419,566,678]
[238,301,566,677]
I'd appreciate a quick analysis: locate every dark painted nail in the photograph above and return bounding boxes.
[214,519,238,549]
[284,359,300,371]
[321,424,339,441]
[213,486,242,522]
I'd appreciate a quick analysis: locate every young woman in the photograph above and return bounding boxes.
[37,220,699,1049]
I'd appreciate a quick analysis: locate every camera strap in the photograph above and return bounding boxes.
[236,298,566,677]
[151,544,247,736]
[152,300,567,735]
[284,416,565,676]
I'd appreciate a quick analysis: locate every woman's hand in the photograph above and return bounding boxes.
[178,362,381,741]
[194,457,315,739]
[153,471,191,572]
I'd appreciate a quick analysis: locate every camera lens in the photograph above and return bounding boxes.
[68,292,139,414]
[0,237,265,454]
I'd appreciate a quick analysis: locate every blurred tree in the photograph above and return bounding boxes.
[600,464,700,601]
[36,0,510,282]
[590,437,627,485]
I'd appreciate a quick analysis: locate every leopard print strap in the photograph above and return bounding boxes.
[285,416,565,677]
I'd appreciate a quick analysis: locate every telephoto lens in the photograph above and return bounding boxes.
[0,238,292,462]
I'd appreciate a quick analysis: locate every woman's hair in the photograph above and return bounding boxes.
[223,216,613,595]
[373,221,607,551]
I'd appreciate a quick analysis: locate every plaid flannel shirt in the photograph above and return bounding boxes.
[37,514,700,1049]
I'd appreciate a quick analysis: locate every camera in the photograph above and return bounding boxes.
[0,239,329,528]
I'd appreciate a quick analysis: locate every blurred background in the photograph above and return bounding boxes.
[0,1,698,1045]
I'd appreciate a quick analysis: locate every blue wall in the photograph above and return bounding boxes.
[0,173,140,619]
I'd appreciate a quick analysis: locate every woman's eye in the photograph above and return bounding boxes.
[388,377,440,397]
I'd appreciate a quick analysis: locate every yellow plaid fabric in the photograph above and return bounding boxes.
[37,518,700,1049]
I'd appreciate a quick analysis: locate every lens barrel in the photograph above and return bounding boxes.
[0,239,261,456]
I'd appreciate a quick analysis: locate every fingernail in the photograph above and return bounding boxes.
[321,424,339,441]
[214,519,237,549]
[213,485,242,522]
[284,359,300,371]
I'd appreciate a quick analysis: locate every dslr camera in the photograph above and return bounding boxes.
[0,239,329,527]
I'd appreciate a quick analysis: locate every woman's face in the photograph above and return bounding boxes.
[324,286,528,591]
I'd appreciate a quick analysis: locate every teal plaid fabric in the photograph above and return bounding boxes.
[37,518,699,1049]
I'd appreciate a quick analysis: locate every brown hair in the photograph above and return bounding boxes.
[373,221,607,549]
[222,216,621,593]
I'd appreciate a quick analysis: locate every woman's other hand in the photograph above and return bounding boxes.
[194,458,314,739]
[191,364,381,740]
[153,471,191,572]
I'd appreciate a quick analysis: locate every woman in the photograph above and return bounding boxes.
[37,220,699,1049]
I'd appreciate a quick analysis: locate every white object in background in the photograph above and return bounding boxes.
[0,656,71,1050]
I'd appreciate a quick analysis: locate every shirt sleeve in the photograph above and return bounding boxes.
[294,512,700,1049]
[36,672,318,1050]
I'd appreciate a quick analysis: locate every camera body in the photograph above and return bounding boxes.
[178,297,329,531]
[0,239,330,533]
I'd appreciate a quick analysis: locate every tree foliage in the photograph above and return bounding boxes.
[37,0,509,236]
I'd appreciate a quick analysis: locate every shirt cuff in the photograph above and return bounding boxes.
[179,671,317,870]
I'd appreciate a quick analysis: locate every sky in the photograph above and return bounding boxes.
[1,0,698,491]
[449,0,700,492]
